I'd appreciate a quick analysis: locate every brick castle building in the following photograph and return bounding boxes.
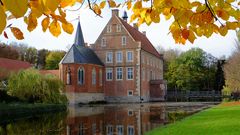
[59,9,166,104]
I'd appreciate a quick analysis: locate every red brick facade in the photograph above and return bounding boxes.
[60,64,104,93]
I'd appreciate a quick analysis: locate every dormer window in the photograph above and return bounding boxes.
[122,36,126,45]
[101,38,106,46]
[117,24,121,32]
[107,25,112,33]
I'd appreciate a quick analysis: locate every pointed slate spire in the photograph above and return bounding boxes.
[74,20,85,46]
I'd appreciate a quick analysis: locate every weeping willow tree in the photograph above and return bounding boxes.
[7,69,67,104]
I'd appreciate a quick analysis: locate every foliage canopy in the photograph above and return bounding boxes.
[0,0,239,44]
[7,69,67,104]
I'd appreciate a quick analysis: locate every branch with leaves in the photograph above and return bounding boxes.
[0,0,239,44]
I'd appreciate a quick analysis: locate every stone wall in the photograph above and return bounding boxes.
[65,92,104,105]
[105,95,150,103]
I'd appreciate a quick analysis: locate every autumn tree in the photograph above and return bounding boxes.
[224,30,240,92]
[0,43,19,60]
[45,51,65,70]
[0,0,239,44]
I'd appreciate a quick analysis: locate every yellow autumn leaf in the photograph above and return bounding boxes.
[62,22,74,34]
[76,0,83,3]
[0,5,6,34]
[150,10,160,23]
[42,17,50,32]
[219,25,228,36]
[188,30,196,44]
[153,0,164,8]
[2,0,28,18]
[93,4,101,15]
[226,22,239,30]
[42,0,61,13]
[49,20,61,37]
[27,14,38,32]
[127,1,132,10]
[10,27,24,40]
[133,1,142,10]
[108,0,116,7]
[99,1,106,9]
[217,9,229,20]
[60,0,76,8]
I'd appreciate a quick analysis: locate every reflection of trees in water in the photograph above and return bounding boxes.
[0,112,67,135]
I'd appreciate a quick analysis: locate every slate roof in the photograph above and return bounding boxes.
[119,17,162,58]
[60,21,104,66]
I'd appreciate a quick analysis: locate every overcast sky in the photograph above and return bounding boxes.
[0,7,238,58]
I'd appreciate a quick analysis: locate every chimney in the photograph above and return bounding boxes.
[112,9,119,17]
[122,11,128,21]
[133,23,138,30]
[142,31,146,36]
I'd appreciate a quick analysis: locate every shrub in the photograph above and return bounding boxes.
[7,69,67,104]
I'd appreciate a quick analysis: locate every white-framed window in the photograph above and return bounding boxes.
[78,67,84,85]
[106,125,113,135]
[92,68,96,85]
[142,68,145,81]
[99,69,102,86]
[127,126,134,135]
[116,125,124,135]
[128,110,133,116]
[107,25,111,33]
[106,68,113,81]
[122,36,126,45]
[150,71,153,80]
[106,52,113,63]
[116,67,123,80]
[117,24,122,32]
[127,67,133,80]
[101,37,106,46]
[127,51,133,62]
[116,51,123,63]
[128,90,133,96]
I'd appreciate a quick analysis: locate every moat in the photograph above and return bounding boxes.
[0,102,218,135]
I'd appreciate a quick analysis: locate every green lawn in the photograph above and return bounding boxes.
[146,102,240,135]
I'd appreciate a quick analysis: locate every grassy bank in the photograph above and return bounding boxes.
[0,103,67,124]
[146,102,240,135]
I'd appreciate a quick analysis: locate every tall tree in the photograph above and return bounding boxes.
[45,51,65,70]
[224,30,240,92]
[0,0,239,44]
[166,48,217,91]
[37,49,49,69]
[25,47,37,64]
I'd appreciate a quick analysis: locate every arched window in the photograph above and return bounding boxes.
[92,68,96,85]
[78,67,84,85]
[99,69,102,86]
[66,66,71,85]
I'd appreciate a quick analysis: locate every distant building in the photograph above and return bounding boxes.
[59,9,166,104]
[0,58,31,79]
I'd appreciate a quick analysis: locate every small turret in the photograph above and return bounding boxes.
[122,11,128,21]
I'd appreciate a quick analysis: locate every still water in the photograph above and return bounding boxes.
[0,102,216,135]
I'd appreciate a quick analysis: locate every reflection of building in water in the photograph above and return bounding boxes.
[65,105,167,135]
